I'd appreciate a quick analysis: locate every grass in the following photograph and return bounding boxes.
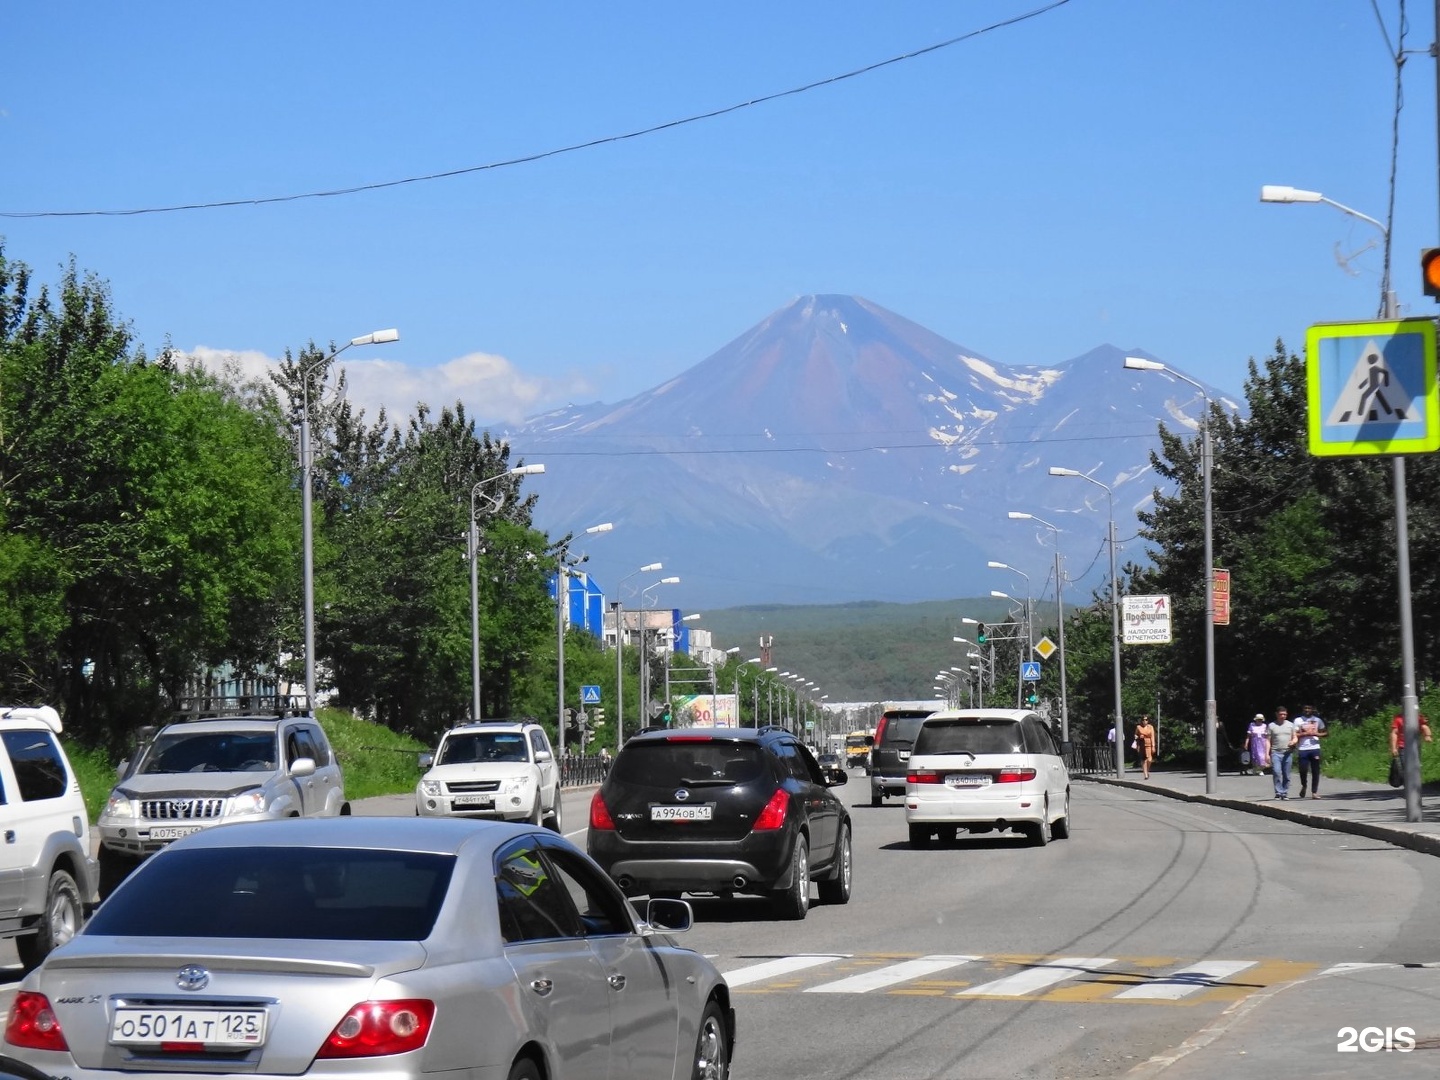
[1317,708,1440,787]
[63,708,430,822]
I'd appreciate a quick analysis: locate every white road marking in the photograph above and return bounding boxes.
[958,956,1115,997]
[805,954,978,994]
[1113,960,1257,1000]
[722,954,849,987]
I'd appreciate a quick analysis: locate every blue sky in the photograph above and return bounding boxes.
[3,1,1435,427]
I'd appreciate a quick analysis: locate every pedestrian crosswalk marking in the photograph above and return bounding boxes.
[957,956,1116,998]
[722,954,848,987]
[806,954,978,994]
[1113,960,1257,1000]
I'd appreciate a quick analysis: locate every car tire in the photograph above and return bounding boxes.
[97,847,138,900]
[937,826,958,845]
[871,791,883,808]
[544,791,564,833]
[691,998,731,1080]
[527,798,543,827]
[773,836,809,920]
[16,869,82,973]
[908,823,931,849]
[506,1055,543,1080]
[817,825,852,905]
[1027,804,1051,847]
[1051,793,1071,840]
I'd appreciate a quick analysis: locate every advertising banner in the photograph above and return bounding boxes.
[1212,568,1231,626]
[675,694,738,728]
[1122,595,1172,644]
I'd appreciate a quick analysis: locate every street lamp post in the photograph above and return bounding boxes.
[1049,466,1123,777]
[1124,356,1217,792]
[1009,511,1070,746]
[556,523,613,756]
[469,464,546,720]
[613,562,663,749]
[298,329,400,705]
[639,577,680,727]
[1261,184,1421,820]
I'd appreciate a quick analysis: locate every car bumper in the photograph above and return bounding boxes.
[904,785,1047,826]
[588,831,796,894]
[415,794,536,819]
[871,772,907,795]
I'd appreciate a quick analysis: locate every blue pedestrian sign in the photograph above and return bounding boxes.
[1306,318,1439,456]
[1020,661,1041,682]
[580,685,602,704]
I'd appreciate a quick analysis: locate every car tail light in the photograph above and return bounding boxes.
[317,1000,435,1058]
[5,992,68,1052]
[589,791,616,831]
[995,768,1037,783]
[874,716,889,748]
[907,770,943,784]
[752,789,789,831]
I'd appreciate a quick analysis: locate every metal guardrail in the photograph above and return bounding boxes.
[561,754,610,788]
[1065,743,1118,776]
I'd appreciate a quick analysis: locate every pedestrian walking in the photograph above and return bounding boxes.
[1389,711,1433,757]
[1245,713,1270,776]
[1133,715,1157,780]
[1266,707,1298,799]
[1294,704,1327,798]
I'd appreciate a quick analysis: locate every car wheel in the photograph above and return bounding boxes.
[817,825,852,905]
[544,791,564,833]
[871,791,883,807]
[908,823,931,849]
[97,847,138,899]
[527,798,543,827]
[506,1055,543,1080]
[937,826,958,845]
[1051,792,1071,840]
[773,836,809,920]
[17,870,82,973]
[1027,803,1051,847]
[691,999,731,1080]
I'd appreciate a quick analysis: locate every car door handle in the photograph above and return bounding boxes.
[608,974,626,991]
[529,979,553,997]
[3,830,13,844]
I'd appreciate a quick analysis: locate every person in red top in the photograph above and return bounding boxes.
[1390,712,1433,757]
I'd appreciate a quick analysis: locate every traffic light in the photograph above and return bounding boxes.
[593,707,605,727]
[660,703,672,727]
[976,623,988,644]
[1424,248,1440,299]
[1026,692,1039,706]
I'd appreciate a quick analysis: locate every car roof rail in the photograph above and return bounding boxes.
[173,693,314,721]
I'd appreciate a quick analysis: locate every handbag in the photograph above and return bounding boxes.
[1388,756,1403,788]
[1239,749,1251,767]
[1130,739,1138,751]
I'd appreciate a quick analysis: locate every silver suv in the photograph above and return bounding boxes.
[0,705,98,971]
[97,698,349,895]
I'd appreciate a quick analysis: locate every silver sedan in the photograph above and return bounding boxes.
[3,817,734,1080]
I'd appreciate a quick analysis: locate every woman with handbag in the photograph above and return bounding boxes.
[1133,715,1157,780]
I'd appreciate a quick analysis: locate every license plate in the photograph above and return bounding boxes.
[651,805,713,821]
[945,775,992,787]
[111,1008,266,1048]
[452,795,493,807]
[149,825,205,840]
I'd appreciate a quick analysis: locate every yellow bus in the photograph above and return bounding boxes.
[844,731,873,768]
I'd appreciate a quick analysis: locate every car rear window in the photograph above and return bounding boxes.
[914,719,1024,755]
[611,740,767,786]
[86,847,454,941]
[879,713,930,747]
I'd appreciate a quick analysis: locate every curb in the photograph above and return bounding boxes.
[1076,775,1440,859]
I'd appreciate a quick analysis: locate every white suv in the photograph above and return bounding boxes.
[0,705,98,971]
[97,701,348,894]
[416,720,562,830]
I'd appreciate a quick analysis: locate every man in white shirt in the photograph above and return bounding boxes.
[1294,704,1327,798]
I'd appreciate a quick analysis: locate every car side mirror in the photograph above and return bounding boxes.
[642,897,693,934]
[864,736,875,747]
[823,766,848,787]
[418,752,434,769]
[534,749,553,763]
[288,756,316,779]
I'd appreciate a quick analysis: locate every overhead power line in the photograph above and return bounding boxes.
[1,0,1074,219]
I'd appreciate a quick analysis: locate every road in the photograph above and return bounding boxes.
[3,780,1436,1078]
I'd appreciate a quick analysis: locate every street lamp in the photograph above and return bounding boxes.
[1009,510,1070,746]
[556,522,613,756]
[1262,183,1423,821]
[1050,465,1123,777]
[639,576,680,727]
[1124,356,1218,791]
[612,561,663,749]
[663,613,703,718]
[469,463,546,720]
[298,328,399,706]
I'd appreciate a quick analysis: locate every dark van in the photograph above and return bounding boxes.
[869,706,935,806]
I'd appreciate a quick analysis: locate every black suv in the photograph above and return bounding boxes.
[869,706,935,806]
[587,726,852,919]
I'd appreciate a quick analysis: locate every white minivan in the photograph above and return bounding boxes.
[904,709,1070,847]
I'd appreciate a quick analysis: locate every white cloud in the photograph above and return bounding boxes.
[182,347,597,426]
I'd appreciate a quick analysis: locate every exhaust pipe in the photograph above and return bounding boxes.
[616,875,634,892]
[732,875,747,890]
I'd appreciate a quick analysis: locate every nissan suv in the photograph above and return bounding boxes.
[587,726,852,920]
[96,698,349,895]
[0,705,98,971]
[870,706,935,806]
[415,719,562,831]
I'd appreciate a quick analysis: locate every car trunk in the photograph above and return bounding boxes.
[606,740,772,842]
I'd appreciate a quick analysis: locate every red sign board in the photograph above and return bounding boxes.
[1212,568,1231,626]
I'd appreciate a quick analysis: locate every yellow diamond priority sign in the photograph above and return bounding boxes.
[1033,636,1057,660]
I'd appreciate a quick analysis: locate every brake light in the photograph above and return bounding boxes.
[874,716,889,748]
[995,768,1037,783]
[317,999,435,1058]
[589,791,616,831]
[5,991,68,1051]
[752,789,789,830]
[665,735,714,742]
[907,770,943,784]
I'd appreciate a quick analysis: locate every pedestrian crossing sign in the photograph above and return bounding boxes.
[1306,318,1439,456]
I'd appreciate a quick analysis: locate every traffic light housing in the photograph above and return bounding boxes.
[976,623,988,644]
[1026,692,1039,706]
[1424,248,1440,299]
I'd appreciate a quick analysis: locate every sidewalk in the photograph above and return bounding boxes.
[1082,768,1440,1078]
[1077,767,1440,858]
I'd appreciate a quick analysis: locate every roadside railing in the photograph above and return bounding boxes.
[1065,742,1118,776]
[561,754,610,788]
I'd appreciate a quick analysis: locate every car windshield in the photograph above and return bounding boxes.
[613,740,767,786]
[86,846,455,941]
[137,730,277,774]
[914,719,1024,755]
[439,732,530,764]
